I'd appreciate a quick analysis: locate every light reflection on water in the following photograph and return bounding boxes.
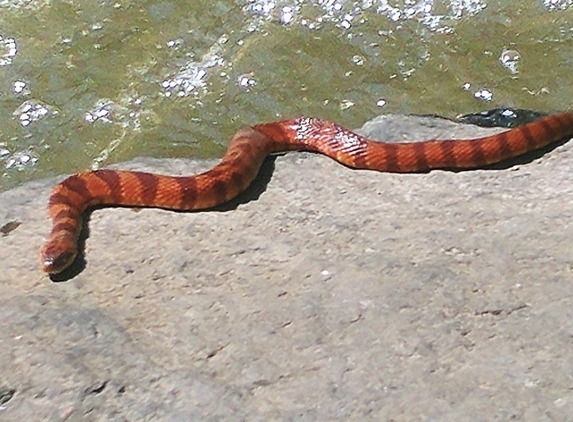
[0,0,572,190]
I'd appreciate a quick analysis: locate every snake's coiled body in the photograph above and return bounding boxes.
[41,114,573,274]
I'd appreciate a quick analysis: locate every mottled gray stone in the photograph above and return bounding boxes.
[1,115,573,421]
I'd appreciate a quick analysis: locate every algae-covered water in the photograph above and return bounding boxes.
[1,0,572,191]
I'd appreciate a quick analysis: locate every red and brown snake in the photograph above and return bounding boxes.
[40,114,573,274]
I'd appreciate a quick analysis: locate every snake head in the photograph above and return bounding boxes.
[40,237,77,274]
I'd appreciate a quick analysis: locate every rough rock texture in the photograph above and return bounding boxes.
[1,115,573,421]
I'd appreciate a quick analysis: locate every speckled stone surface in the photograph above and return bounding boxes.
[1,115,573,421]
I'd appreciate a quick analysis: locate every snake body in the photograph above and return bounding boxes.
[41,114,573,274]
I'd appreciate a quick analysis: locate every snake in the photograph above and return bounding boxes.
[40,113,573,274]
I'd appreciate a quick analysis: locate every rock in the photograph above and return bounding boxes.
[1,115,573,420]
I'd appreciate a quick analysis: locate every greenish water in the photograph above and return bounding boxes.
[1,0,572,191]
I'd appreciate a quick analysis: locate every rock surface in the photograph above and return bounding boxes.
[1,115,573,421]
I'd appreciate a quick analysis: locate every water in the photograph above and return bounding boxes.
[0,0,572,191]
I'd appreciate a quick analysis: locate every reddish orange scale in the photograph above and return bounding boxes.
[40,113,573,274]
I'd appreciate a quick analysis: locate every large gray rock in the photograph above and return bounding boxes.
[1,115,573,420]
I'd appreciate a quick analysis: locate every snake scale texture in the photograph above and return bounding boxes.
[40,114,573,274]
